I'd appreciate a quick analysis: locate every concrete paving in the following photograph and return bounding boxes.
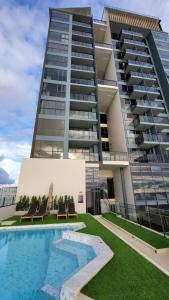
[94,215,169,277]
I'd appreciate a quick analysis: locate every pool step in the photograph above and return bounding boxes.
[54,239,89,268]
[40,284,60,299]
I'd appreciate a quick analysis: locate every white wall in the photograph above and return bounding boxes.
[17,158,86,213]
[0,205,16,221]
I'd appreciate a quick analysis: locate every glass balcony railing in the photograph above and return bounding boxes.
[102,151,128,161]
[72,40,93,48]
[70,93,96,102]
[93,19,107,25]
[68,152,99,161]
[95,42,112,49]
[132,100,164,110]
[136,133,169,145]
[72,21,91,28]
[129,71,156,80]
[134,115,169,126]
[132,85,159,93]
[34,151,63,159]
[123,39,146,47]
[124,49,149,57]
[97,79,117,86]
[121,29,144,39]
[127,60,152,68]
[69,130,98,140]
[72,30,92,38]
[71,64,94,72]
[71,78,95,86]
[72,52,93,59]
[70,111,97,120]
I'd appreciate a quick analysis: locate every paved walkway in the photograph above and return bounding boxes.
[94,215,169,277]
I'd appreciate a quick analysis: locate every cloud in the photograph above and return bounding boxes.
[0,168,14,184]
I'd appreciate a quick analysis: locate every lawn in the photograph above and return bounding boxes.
[5,214,169,300]
[103,213,169,249]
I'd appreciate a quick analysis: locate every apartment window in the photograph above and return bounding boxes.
[100,114,107,124]
[48,31,69,43]
[34,140,64,158]
[44,68,67,81]
[42,83,66,98]
[40,100,65,116]
[51,11,70,22]
[50,21,69,32]
[47,42,68,54]
[101,127,108,138]
[46,54,67,67]
[102,142,109,151]
[37,118,64,136]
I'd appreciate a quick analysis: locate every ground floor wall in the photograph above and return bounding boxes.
[16,158,86,213]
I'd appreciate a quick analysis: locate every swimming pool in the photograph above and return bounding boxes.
[0,225,96,300]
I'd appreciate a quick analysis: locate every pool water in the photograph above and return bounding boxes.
[0,227,96,300]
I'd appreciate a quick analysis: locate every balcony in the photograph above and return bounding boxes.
[131,100,164,115]
[97,79,118,111]
[71,64,95,79]
[71,78,96,93]
[68,151,99,162]
[129,85,160,100]
[69,130,98,146]
[134,115,169,130]
[127,71,156,86]
[72,21,91,29]
[69,111,97,127]
[71,52,94,66]
[121,39,147,51]
[121,29,144,41]
[72,40,93,54]
[70,93,97,109]
[123,49,150,62]
[72,30,92,39]
[102,151,129,167]
[136,133,169,149]
[125,60,153,73]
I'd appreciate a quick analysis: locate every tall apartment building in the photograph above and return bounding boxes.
[17,6,169,217]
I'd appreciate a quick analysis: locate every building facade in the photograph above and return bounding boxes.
[26,6,169,216]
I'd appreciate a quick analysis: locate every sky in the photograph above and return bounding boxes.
[0,0,169,185]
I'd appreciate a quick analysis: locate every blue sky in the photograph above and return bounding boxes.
[0,0,169,184]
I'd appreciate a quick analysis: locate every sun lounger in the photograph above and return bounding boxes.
[57,203,67,219]
[33,202,48,222]
[67,203,78,218]
[20,203,37,222]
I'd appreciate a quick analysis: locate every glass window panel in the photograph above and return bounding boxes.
[37,119,64,136]
[47,42,68,54]
[42,83,66,98]
[50,21,69,32]
[46,54,67,67]
[44,68,67,81]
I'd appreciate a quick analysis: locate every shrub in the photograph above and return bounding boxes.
[16,195,30,211]
[53,196,58,210]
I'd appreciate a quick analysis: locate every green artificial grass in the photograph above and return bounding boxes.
[103,213,169,249]
[4,214,169,299]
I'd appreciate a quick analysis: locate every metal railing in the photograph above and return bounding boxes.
[72,30,92,38]
[97,79,117,86]
[69,130,98,140]
[70,93,96,102]
[72,40,93,48]
[95,42,112,49]
[132,99,163,109]
[123,38,146,47]
[71,64,94,72]
[121,29,144,38]
[124,49,149,57]
[129,71,156,80]
[93,19,107,24]
[72,52,93,59]
[134,115,169,127]
[132,85,159,93]
[0,197,16,207]
[71,78,95,86]
[70,111,97,120]
[102,151,128,161]
[111,203,169,235]
[68,152,99,161]
[127,60,152,68]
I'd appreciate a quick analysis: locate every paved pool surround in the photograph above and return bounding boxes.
[60,231,114,300]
